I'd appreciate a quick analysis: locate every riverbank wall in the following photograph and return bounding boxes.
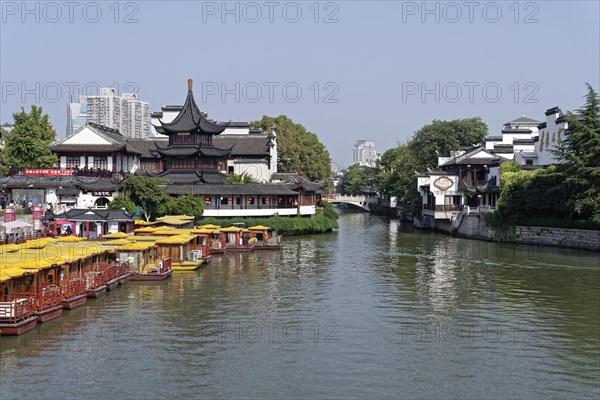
[453,214,600,251]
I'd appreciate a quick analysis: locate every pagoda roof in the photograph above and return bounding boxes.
[153,170,226,185]
[150,143,232,158]
[153,79,230,135]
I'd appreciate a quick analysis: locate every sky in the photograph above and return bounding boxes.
[1,0,599,168]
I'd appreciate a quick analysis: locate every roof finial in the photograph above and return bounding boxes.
[188,79,193,92]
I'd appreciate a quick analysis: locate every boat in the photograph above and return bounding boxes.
[61,278,87,309]
[130,258,172,281]
[34,285,64,322]
[0,298,38,335]
[221,227,254,252]
[97,263,119,291]
[85,271,107,298]
[248,226,283,250]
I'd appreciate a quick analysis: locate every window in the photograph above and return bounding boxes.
[94,156,108,170]
[171,158,195,169]
[66,156,80,168]
[220,197,229,205]
[204,197,212,205]
[247,197,255,205]
[261,197,269,205]
[526,159,533,165]
[228,166,234,174]
[235,197,241,205]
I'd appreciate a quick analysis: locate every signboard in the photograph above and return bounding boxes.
[24,168,74,177]
[92,191,111,196]
[433,176,454,191]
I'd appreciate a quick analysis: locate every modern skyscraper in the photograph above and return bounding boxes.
[66,88,150,138]
[352,140,379,167]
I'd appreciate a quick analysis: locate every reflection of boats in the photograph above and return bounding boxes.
[130,258,172,281]
[248,226,283,250]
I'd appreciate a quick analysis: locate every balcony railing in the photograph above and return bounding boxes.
[423,204,463,211]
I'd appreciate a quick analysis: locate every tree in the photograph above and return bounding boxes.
[1,106,58,171]
[225,172,261,184]
[170,195,204,221]
[408,117,488,169]
[552,83,600,222]
[108,196,136,214]
[337,164,378,195]
[124,175,170,221]
[374,118,488,212]
[251,115,332,181]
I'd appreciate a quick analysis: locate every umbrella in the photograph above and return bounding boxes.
[1,220,33,229]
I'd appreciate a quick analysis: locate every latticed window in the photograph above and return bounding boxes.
[94,156,108,170]
[66,156,80,168]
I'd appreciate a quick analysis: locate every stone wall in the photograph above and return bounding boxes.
[514,226,600,251]
[454,213,600,251]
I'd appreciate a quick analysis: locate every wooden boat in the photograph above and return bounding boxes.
[97,263,119,291]
[61,278,87,309]
[130,258,172,281]
[85,271,107,298]
[221,227,254,252]
[248,226,283,250]
[0,298,38,335]
[34,286,64,322]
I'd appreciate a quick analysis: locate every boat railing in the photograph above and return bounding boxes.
[85,271,105,290]
[0,298,35,323]
[62,278,86,298]
[36,286,63,311]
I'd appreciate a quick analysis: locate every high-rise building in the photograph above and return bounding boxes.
[66,88,150,138]
[352,140,379,167]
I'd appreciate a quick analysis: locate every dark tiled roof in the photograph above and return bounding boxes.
[0,176,76,189]
[156,170,203,184]
[55,208,134,222]
[545,106,561,116]
[154,85,229,135]
[513,139,535,144]
[155,146,200,157]
[201,171,226,184]
[556,115,567,124]
[126,138,166,158]
[213,135,270,156]
[51,143,125,153]
[538,122,547,129]
[502,129,532,134]
[485,136,503,141]
[56,187,81,196]
[507,116,542,124]
[440,147,500,167]
[164,184,298,196]
[199,146,232,157]
[75,177,123,191]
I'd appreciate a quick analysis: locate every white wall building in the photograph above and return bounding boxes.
[352,140,379,167]
[67,88,150,138]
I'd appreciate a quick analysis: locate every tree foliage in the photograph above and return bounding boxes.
[337,164,378,195]
[108,196,136,214]
[374,118,488,211]
[251,115,332,182]
[1,106,58,171]
[552,83,600,221]
[225,172,261,184]
[169,195,204,221]
[123,175,170,221]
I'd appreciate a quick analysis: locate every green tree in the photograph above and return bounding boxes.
[108,195,136,214]
[552,83,600,221]
[225,172,261,184]
[1,106,58,171]
[337,164,378,195]
[124,175,170,221]
[251,115,332,181]
[170,195,205,221]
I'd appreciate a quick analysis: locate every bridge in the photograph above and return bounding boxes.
[323,194,374,212]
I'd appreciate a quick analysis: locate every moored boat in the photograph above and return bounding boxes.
[85,271,107,298]
[248,225,283,250]
[0,298,38,335]
[130,258,172,281]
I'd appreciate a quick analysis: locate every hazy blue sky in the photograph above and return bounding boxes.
[1,0,599,167]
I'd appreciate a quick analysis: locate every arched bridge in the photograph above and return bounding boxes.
[323,194,373,212]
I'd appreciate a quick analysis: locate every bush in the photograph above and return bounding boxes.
[196,214,339,234]
[516,218,600,231]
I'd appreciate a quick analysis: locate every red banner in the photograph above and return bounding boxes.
[24,168,74,177]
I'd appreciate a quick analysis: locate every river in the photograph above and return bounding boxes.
[1,212,599,399]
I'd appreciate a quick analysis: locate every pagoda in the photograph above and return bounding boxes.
[151,79,232,184]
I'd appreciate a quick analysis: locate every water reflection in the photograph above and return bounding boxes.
[1,212,598,399]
